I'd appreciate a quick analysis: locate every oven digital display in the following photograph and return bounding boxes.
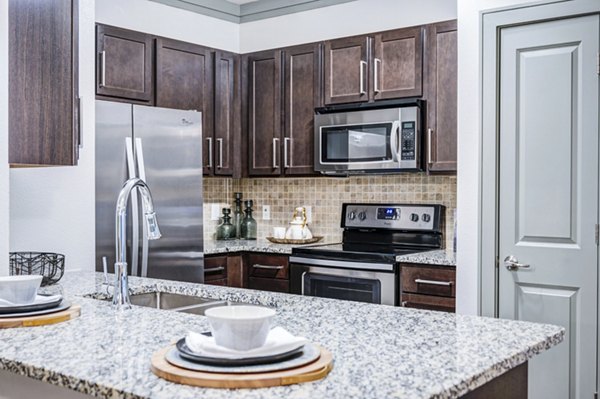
[377,207,400,220]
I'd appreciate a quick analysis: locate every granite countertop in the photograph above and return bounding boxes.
[205,240,458,267]
[396,249,457,267]
[0,272,562,399]
[204,239,301,255]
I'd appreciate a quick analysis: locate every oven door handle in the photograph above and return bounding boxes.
[390,121,401,162]
[289,256,395,272]
[300,271,307,295]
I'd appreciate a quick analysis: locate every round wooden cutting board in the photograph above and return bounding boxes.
[0,305,81,329]
[151,344,333,389]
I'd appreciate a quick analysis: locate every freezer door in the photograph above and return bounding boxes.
[133,105,204,283]
[95,101,136,275]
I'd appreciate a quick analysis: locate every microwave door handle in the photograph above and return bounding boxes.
[390,121,401,162]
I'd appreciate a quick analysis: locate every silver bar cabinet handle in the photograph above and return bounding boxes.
[272,138,279,168]
[205,266,225,273]
[414,278,453,287]
[373,58,381,93]
[359,61,367,95]
[100,51,106,87]
[504,255,531,271]
[206,137,213,168]
[284,137,291,168]
[253,264,284,270]
[216,138,224,169]
[427,128,434,164]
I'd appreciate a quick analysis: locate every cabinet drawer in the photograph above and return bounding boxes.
[401,293,455,312]
[247,254,289,280]
[248,277,289,293]
[207,278,228,287]
[204,256,228,281]
[401,265,456,297]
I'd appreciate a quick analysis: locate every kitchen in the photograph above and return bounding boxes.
[0,0,596,398]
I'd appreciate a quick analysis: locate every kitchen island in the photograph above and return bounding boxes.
[0,272,562,399]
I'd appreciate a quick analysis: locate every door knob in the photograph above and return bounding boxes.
[504,255,530,271]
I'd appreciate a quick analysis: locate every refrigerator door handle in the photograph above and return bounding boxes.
[135,137,150,278]
[125,137,140,277]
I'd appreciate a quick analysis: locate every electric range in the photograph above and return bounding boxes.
[290,203,445,306]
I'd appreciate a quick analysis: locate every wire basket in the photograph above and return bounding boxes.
[9,252,65,286]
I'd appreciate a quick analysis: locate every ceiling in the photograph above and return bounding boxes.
[149,0,357,23]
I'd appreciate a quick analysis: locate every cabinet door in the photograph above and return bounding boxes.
[283,44,321,176]
[425,20,457,173]
[213,51,240,176]
[9,0,79,166]
[248,50,283,176]
[372,27,423,100]
[323,36,369,105]
[96,25,153,103]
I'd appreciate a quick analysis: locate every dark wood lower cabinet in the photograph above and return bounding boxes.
[400,263,456,312]
[462,362,527,399]
[204,253,289,293]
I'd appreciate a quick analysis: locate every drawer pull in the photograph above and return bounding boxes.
[414,278,453,287]
[205,266,225,273]
[253,264,284,270]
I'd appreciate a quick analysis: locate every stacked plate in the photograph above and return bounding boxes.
[166,331,322,374]
[0,294,70,318]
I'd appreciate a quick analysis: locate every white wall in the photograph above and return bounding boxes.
[9,0,96,272]
[96,0,240,52]
[0,0,8,276]
[240,0,457,52]
[455,0,557,315]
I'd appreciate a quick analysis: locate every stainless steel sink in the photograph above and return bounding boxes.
[128,292,228,315]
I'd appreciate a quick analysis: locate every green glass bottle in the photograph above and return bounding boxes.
[240,200,257,240]
[232,192,243,239]
[216,208,236,240]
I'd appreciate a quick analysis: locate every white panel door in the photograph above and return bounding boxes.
[498,15,599,399]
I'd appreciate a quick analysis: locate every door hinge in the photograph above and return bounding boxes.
[594,391,598,399]
[596,224,599,246]
[495,255,500,269]
[597,52,600,75]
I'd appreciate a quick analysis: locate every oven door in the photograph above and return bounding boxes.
[290,263,397,306]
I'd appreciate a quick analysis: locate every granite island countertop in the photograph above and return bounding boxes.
[0,272,562,399]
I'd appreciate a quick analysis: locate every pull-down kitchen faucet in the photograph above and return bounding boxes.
[113,178,161,310]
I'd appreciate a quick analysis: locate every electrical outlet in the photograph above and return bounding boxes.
[304,206,312,223]
[262,205,271,220]
[211,204,221,221]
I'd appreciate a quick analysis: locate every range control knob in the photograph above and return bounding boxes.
[410,213,419,222]
[348,211,357,221]
[422,214,431,223]
[358,211,367,221]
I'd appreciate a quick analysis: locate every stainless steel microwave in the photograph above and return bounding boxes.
[314,103,422,175]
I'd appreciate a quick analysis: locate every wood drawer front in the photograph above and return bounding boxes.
[402,293,455,312]
[247,254,289,280]
[401,265,456,297]
[204,256,228,281]
[248,277,289,293]
[206,278,228,287]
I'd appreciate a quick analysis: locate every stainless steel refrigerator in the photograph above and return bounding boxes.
[95,100,204,283]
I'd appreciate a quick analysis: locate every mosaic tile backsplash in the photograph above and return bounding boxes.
[204,175,457,249]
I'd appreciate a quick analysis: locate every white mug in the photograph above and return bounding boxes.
[273,227,286,239]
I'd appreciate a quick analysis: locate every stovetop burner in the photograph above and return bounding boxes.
[291,203,445,266]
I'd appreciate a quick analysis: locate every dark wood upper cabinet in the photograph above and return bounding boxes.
[425,20,457,173]
[212,51,240,177]
[247,50,283,176]
[372,26,423,100]
[283,44,321,176]
[323,36,369,105]
[9,0,79,166]
[156,38,213,113]
[96,25,153,103]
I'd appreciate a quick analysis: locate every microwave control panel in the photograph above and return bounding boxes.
[400,121,416,161]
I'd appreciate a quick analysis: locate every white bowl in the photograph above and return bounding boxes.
[0,275,43,305]
[205,305,276,351]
